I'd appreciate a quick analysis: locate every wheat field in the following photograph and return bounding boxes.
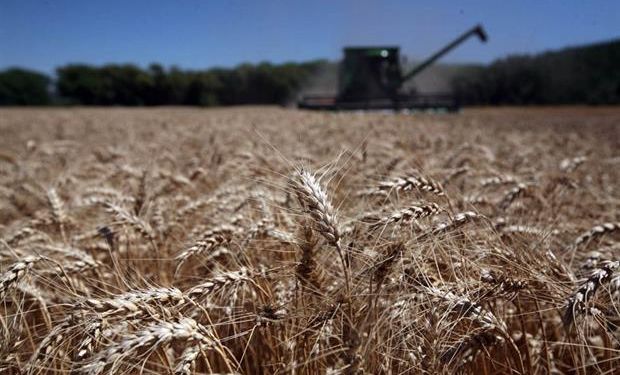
[1,107,619,374]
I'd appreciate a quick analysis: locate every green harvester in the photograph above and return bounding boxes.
[298,24,487,111]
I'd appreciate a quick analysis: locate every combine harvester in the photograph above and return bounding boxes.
[298,24,487,111]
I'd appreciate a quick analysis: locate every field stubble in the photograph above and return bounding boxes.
[0,106,619,374]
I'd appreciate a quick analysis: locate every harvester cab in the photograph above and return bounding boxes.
[298,24,487,111]
[338,47,402,103]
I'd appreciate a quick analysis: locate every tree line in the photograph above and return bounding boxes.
[1,38,618,106]
[451,38,620,105]
[0,61,327,106]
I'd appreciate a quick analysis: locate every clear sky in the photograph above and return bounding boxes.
[1,0,619,74]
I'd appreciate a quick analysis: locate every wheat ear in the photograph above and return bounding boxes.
[377,173,444,196]
[563,260,619,326]
[83,287,186,317]
[0,256,42,301]
[572,222,620,249]
[291,168,350,294]
[81,317,214,374]
[368,202,440,230]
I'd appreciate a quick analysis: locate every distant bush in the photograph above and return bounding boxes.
[0,68,51,105]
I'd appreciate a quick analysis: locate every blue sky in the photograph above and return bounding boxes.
[1,0,619,74]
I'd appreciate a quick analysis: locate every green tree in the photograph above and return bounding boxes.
[452,39,620,105]
[56,65,103,105]
[0,68,51,105]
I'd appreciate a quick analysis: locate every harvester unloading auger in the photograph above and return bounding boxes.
[298,24,487,111]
